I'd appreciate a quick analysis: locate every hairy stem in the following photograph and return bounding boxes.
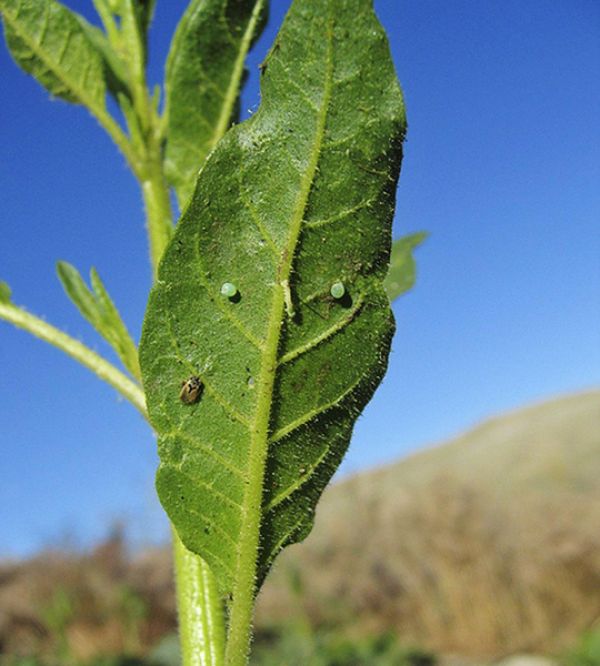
[174,529,226,666]
[0,301,147,417]
[96,107,142,174]
[141,136,174,276]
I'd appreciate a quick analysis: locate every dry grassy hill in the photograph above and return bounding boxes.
[1,390,598,662]
[256,389,600,659]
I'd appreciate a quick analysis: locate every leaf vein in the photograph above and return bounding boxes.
[168,462,243,513]
[265,515,307,566]
[36,4,50,48]
[13,0,23,21]
[238,179,280,258]
[193,242,265,351]
[269,372,365,444]
[264,444,330,513]
[185,504,238,548]
[217,8,238,49]
[56,29,72,67]
[278,293,365,366]
[272,61,319,112]
[165,318,252,428]
[164,429,246,481]
[304,198,374,229]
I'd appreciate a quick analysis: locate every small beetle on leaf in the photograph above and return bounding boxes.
[180,376,203,405]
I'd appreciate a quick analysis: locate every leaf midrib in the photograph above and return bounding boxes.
[224,10,335,662]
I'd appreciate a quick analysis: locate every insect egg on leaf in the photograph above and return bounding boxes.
[330,281,346,299]
[220,282,238,298]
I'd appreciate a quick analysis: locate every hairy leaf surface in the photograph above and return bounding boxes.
[0,0,106,110]
[141,0,406,598]
[164,0,268,207]
[385,231,428,302]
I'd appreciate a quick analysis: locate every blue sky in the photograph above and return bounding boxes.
[1,0,599,556]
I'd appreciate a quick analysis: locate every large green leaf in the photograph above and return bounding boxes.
[0,0,106,110]
[140,0,406,600]
[164,0,268,207]
[384,231,428,302]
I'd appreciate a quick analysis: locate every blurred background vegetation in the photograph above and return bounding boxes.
[1,390,599,665]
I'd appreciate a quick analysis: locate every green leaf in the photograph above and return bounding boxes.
[57,261,141,380]
[384,231,428,302]
[118,0,146,83]
[164,0,268,207]
[89,268,141,380]
[57,261,99,323]
[0,281,12,304]
[132,0,156,50]
[0,0,106,110]
[77,17,131,101]
[140,0,405,613]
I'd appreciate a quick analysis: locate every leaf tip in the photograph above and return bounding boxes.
[0,280,12,304]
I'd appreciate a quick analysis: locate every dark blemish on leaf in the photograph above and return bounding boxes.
[339,291,353,308]
[329,288,353,309]
[179,376,203,405]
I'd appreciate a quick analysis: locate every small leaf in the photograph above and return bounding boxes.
[77,17,131,101]
[140,0,406,603]
[0,281,12,304]
[0,0,106,111]
[132,0,156,54]
[117,0,146,84]
[57,261,140,380]
[57,261,100,325]
[384,231,428,302]
[164,0,268,207]
[89,268,141,379]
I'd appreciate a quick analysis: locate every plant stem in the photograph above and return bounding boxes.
[141,146,174,276]
[0,302,147,418]
[95,105,142,174]
[174,529,226,666]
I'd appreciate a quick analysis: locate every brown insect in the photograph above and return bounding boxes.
[179,376,203,405]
